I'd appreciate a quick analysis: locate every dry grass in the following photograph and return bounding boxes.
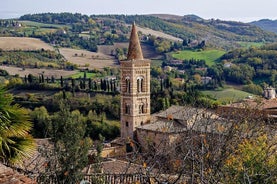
[98,42,162,60]
[0,65,76,77]
[136,26,182,42]
[59,48,118,70]
[0,37,54,51]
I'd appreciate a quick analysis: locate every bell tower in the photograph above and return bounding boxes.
[120,23,151,139]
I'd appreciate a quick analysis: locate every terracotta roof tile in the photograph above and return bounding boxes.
[0,164,36,184]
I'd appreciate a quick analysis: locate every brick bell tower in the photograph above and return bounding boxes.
[120,23,151,139]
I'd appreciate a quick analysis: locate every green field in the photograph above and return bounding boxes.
[19,20,67,29]
[172,49,226,66]
[238,41,264,48]
[202,88,252,104]
[69,71,98,79]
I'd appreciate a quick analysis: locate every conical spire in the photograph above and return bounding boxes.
[127,22,144,60]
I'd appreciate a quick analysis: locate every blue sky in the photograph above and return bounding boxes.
[1,0,276,22]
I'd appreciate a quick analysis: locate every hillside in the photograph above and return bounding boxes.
[15,13,277,50]
[251,19,277,34]
[92,14,277,50]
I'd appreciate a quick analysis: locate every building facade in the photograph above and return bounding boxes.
[120,23,151,139]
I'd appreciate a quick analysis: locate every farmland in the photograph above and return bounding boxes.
[172,49,226,66]
[0,65,77,77]
[202,88,253,104]
[59,48,117,70]
[0,37,54,51]
[136,25,182,42]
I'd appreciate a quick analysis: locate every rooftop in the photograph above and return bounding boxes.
[87,159,144,174]
[0,163,36,184]
[153,105,208,121]
[222,98,277,110]
[137,119,186,133]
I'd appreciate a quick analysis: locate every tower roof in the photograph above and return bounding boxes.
[127,22,144,60]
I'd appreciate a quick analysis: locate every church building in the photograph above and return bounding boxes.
[120,23,151,139]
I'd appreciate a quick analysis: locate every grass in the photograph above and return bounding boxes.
[69,71,98,79]
[238,41,264,48]
[19,20,67,29]
[202,88,252,104]
[0,37,54,51]
[172,49,226,66]
[151,59,163,67]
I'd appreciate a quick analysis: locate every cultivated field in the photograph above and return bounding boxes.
[0,37,54,51]
[98,42,162,60]
[202,88,252,104]
[136,25,182,42]
[172,49,226,66]
[59,48,117,70]
[0,65,77,77]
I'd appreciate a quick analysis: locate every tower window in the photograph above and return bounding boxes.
[141,78,144,92]
[126,122,129,127]
[125,104,130,114]
[139,104,145,114]
[137,79,140,92]
[137,77,144,93]
[125,78,130,93]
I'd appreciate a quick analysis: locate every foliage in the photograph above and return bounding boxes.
[20,13,90,24]
[30,106,51,138]
[224,64,255,84]
[224,134,277,183]
[0,49,65,69]
[251,19,277,34]
[39,102,92,183]
[220,43,277,86]
[0,86,35,164]
[86,110,120,140]
[242,83,263,95]
[93,14,277,49]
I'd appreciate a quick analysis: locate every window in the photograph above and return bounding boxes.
[125,78,130,93]
[139,104,145,114]
[141,78,144,92]
[141,121,143,125]
[137,79,140,92]
[125,104,130,114]
[126,122,129,127]
[137,77,144,93]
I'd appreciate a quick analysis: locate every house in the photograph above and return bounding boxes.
[217,97,277,120]
[136,105,227,151]
[201,76,212,84]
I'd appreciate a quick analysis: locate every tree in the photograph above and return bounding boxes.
[60,76,64,88]
[224,134,277,183]
[38,102,92,183]
[0,86,35,165]
[30,106,51,138]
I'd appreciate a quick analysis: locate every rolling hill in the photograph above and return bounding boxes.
[251,19,277,34]
[16,13,277,50]
[94,14,277,49]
